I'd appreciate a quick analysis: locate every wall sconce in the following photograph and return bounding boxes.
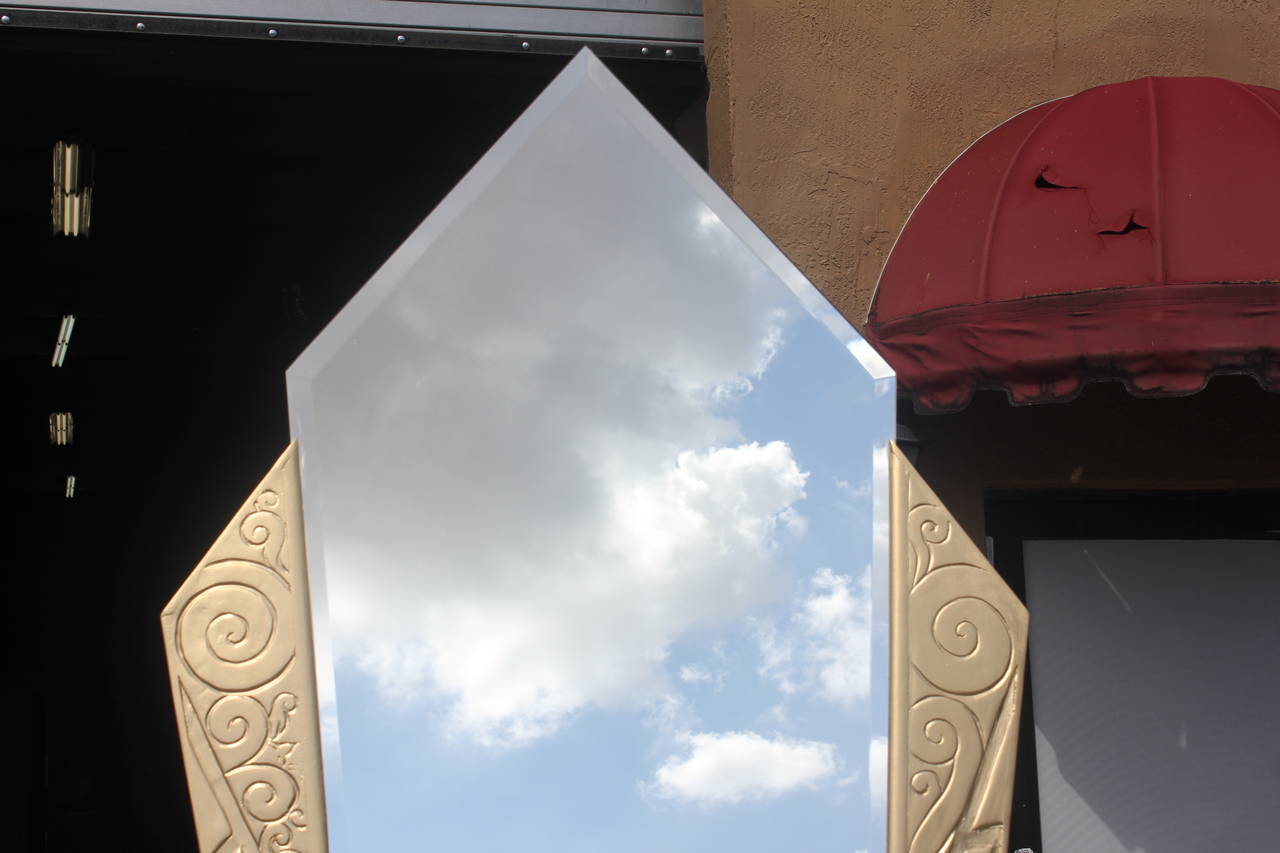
[51,314,75,367]
[52,141,94,237]
[49,411,74,446]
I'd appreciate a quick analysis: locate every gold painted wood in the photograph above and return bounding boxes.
[888,443,1029,853]
[161,443,328,853]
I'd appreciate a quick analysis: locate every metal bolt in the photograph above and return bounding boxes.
[665,49,674,57]
[1,15,10,24]
[641,47,650,55]
[135,21,146,31]
[267,28,279,38]
[521,41,530,50]
[396,34,406,43]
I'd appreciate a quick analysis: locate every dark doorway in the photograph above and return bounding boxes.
[4,27,705,851]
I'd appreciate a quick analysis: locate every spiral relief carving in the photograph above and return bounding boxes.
[910,567,1014,697]
[259,811,307,853]
[227,763,300,824]
[906,502,952,586]
[908,695,982,853]
[241,490,287,574]
[207,695,270,771]
[177,561,296,694]
[889,444,1027,853]
[161,444,325,853]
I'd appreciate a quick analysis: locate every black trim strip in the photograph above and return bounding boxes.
[0,7,704,59]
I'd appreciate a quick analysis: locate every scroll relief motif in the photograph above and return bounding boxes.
[161,444,328,853]
[888,444,1028,853]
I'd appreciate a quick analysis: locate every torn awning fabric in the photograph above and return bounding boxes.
[865,76,1280,413]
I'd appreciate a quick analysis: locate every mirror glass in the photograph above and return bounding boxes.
[287,50,894,853]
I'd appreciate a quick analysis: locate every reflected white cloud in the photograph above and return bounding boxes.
[306,140,810,747]
[645,692,699,734]
[756,568,871,708]
[342,440,807,748]
[647,730,841,806]
[299,84,813,750]
[680,665,711,684]
[869,736,888,809]
[835,476,872,501]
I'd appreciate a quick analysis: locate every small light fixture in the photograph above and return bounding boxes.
[52,141,94,237]
[49,411,74,446]
[51,313,75,367]
[65,474,77,498]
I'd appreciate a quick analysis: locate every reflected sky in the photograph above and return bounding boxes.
[288,51,892,853]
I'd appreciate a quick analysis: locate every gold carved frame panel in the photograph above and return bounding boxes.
[888,443,1029,853]
[159,440,1022,853]
[160,444,328,853]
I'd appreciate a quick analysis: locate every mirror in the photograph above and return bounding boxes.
[287,50,894,852]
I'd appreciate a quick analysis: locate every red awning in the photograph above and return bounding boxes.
[866,76,1280,413]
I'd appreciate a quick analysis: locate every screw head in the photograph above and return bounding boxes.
[641,47,650,55]
[396,34,406,43]
[665,48,674,57]
[521,41,530,50]
[135,21,146,31]
[267,27,279,37]
[1,15,10,24]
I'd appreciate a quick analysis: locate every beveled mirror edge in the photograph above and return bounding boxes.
[888,441,1029,853]
[579,53,895,386]
[285,47,894,392]
[282,47,896,849]
[284,57,585,387]
[161,443,329,853]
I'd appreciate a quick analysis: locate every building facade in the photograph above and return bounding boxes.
[705,4,1280,850]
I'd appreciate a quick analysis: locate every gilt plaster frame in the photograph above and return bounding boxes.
[161,443,328,853]
[888,442,1029,853]
[162,441,1025,853]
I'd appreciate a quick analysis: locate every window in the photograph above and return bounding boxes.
[987,493,1280,853]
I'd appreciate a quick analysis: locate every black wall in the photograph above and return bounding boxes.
[2,28,705,851]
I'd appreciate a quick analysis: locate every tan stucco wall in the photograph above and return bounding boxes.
[705,0,1280,328]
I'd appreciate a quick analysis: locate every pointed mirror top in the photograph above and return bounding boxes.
[287,48,892,853]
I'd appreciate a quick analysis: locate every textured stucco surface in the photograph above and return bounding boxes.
[705,0,1280,329]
